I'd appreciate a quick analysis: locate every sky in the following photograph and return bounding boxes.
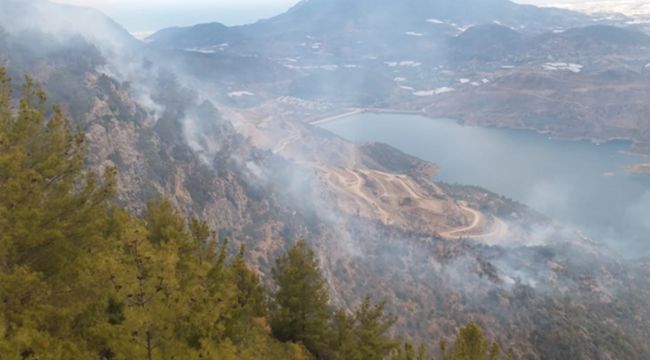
[49,0,614,34]
[52,0,300,33]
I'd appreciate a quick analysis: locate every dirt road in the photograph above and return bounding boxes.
[441,205,509,240]
[273,123,301,154]
[442,206,483,238]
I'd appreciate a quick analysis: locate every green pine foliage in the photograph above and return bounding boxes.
[270,239,333,357]
[389,323,502,360]
[269,240,403,360]
[332,297,399,360]
[0,67,502,359]
[389,342,430,360]
[0,69,309,359]
[443,323,501,360]
[0,69,117,359]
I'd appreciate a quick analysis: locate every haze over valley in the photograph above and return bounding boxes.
[1,0,650,359]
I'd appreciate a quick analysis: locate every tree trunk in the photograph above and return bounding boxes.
[146,330,153,360]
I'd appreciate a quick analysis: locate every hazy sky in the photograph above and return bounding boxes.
[49,0,605,33]
[51,0,299,33]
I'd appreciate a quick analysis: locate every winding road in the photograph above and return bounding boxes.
[441,205,509,240]
[317,165,509,241]
[273,123,301,154]
[442,206,483,238]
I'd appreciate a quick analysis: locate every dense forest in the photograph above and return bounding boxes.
[0,67,503,359]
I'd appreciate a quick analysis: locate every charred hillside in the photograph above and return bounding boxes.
[1,1,650,359]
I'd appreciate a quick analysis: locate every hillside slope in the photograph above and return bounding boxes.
[2,1,650,358]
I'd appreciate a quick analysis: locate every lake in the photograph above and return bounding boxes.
[319,113,650,256]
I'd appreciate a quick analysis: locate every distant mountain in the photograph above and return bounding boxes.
[0,0,138,49]
[142,0,650,156]
[551,0,650,21]
[147,0,590,53]
[543,25,650,47]
[145,22,241,50]
[262,0,586,32]
[447,24,525,61]
[446,24,650,63]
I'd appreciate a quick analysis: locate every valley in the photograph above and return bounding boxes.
[2,0,650,358]
[222,102,513,242]
[321,112,649,255]
[149,4,650,155]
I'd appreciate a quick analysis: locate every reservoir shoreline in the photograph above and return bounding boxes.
[318,111,650,256]
[311,107,649,157]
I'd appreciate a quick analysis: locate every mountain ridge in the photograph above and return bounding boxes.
[147,0,591,49]
[2,1,650,358]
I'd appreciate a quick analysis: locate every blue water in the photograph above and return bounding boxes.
[320,113,650,256]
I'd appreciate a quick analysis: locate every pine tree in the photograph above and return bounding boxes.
[353,297,399,359]
[332,310,357,359]
[0,69,115,358]
[0,66,10,122]
[97,202,238,359]
[333,297,399,360]
[227,245,269,344]
[145,197,186,244]
[389,342,430,360]
[446,323,500,360]
[271,240,332,358]
[229,245,267,317]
